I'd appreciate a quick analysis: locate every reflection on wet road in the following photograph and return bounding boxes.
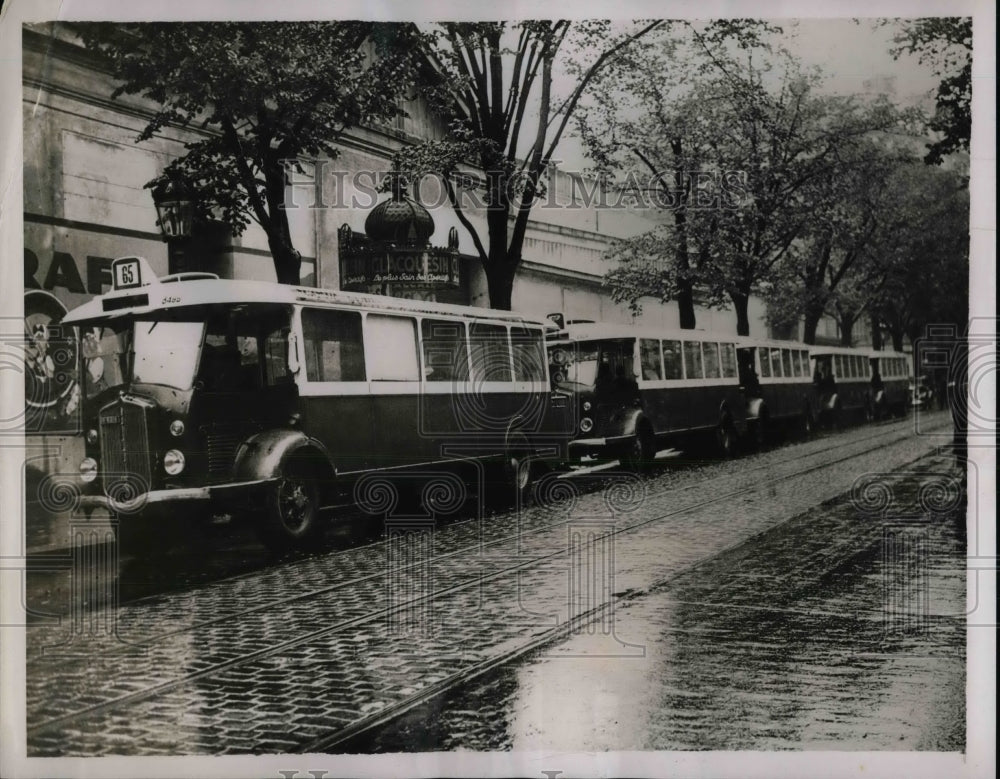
[358,453,966,752]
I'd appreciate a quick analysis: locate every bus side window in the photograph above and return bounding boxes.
[640,338,662,380]
[422,319,469,382]
[781,349,792,377]
[662,340,682,379]
[470,322,512,382]
[703,342,721,379]
[263,327,291,385]
[511,327,545,382]
[720,343,737,378]
[683,341,704,379]
[302,309,365,382]
[759,348,771,378]
[770,348,783,378]
[366,315,419,381]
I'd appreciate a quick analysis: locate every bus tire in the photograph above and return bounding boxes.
[258,459,320,552]
[801,406,815,438]
[499,433,533,507]
[621,423,655,472]
[716,417,737,458]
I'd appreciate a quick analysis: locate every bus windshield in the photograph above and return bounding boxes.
[81,320,206,396]
[549,342,600,389]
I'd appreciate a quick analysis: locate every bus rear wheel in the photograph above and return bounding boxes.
[259,462,320,552]
[716,418,737,458]
[800,406,814,438]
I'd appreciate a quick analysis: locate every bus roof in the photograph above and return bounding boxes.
[809,345,874,357]
[547,322,744,344]
[866,349,911,359]
[62,262,548,328]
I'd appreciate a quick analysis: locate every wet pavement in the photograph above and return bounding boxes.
[357,451,966,752]
[21,412,966,755]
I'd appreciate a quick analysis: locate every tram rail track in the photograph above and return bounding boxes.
[27,415,952,746]
[32,415,927,651]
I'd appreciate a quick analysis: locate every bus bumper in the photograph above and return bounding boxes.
[568,435,631,459]
[77,478,277,516]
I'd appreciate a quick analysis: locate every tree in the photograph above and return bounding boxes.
[765,139,914,344]
[577,21,780,329]
[887,17,972,164]
[395,21,666,310]
[866,163,969,351]
[77,22,423,283]
[592,41,905,336]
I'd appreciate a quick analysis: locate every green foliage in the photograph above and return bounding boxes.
[395,20,663,308]
[586,26,911,335]
[888,17,972,164]
[76,21,424,282]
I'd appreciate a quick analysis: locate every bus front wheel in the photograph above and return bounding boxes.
[621,424,656,472]
[259,461,320,552]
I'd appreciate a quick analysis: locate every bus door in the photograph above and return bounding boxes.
[296,307,374,474]
[736,346,761,396]
[594,339,640,424]
[191,305,302,477]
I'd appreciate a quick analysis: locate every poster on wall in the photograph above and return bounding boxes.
[22,289,80,434]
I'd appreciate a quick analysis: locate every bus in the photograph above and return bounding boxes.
[867,349,911,419]
[736,338,817,440]
[63,256,567,550]
[546,323,750,466]
[808,346,875,426]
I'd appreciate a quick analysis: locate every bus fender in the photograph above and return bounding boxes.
[233,428,336,483]
[619,407,645,438]
[746,397,766,421]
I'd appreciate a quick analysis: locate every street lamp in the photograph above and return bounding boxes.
[151,176,195,274]
[151,176,194,239]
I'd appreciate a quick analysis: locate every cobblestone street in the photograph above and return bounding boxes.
[23,412,964,756]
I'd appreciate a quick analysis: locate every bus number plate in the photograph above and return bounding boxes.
[113,258,142,290]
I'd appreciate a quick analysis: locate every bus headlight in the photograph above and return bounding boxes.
[85,428,98,445]
[79,457,98,483]
[582,401,592,412]
[169,419,185,437]
[580,417,593,433]
[163,449,186,475]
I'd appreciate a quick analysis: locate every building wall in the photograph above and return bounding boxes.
[18,23,816,492]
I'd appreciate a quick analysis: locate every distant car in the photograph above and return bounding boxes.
[909,374,934,407]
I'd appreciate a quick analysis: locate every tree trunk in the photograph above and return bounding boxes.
[802,300,826,345]
[839,317,856,346]
[870,311,883,350]
[671,140,696,330]
[890,329,905,352]
[730,292,750,336]
[264,166,302,284]
[484,258,515,311]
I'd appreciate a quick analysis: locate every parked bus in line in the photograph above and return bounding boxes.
[545,323,751,465]
[63,256,569,550]
[867,349,911,419]
[808,346,876,427]
[735,338,817,440]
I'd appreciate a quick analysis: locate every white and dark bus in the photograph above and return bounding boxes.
[736,338,817,438]
[64,257,569,550]
[545,323,753,465]
[808,346,877,426]
[867,349,911,419]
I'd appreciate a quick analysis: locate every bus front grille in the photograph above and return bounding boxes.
[204,428,243,475]
[99,398,152,499]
